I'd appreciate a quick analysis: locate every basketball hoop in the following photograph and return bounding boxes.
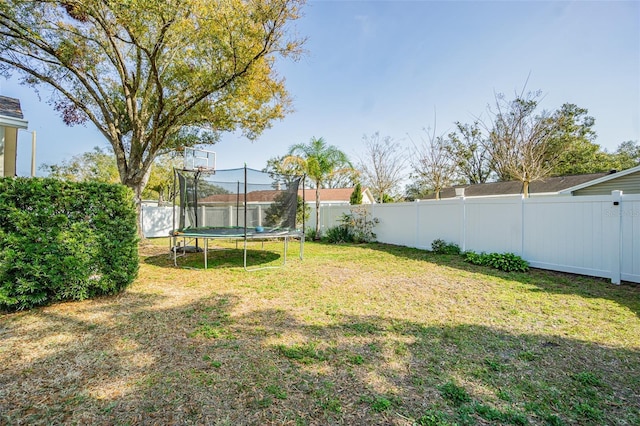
[183,147,216,173]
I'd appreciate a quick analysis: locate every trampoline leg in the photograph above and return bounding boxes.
[300,234,304,260]
[204,238,208,269]
[284,237,288,265]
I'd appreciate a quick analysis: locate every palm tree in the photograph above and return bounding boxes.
[284,137,353,238]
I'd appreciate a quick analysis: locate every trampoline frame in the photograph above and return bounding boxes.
[171,228,303,270]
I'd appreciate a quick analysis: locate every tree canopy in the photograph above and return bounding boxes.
[357,132,406,202]
[284,136,353,237]
[445,121,492,185]
[409,128,456,200]
[0,0,305,228]
[41,147,182,203]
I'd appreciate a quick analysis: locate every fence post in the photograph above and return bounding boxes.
[521,194,525,257]
[454,189,466,251]
[460,196,466,252]
[611,190,622,285]
[416,201,420,248]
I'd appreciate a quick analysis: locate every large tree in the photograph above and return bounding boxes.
[284,137,352,238]
[41,146,119,184]
[446,121,491,184]
[409,128,456,200]
[484,91,558,197]
[546,103,617,176]
[357,132,406,202]
[612,140,640,170]
[0,0,304,229]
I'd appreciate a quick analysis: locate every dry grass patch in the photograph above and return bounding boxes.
[1,239,639,425]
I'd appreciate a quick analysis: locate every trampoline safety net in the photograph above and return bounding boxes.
[174,167,303,233]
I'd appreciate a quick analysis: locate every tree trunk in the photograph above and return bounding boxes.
[523,180,530,198]
[130,183,145,240]
[122,167,153,241]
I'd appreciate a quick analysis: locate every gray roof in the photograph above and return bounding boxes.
[426,172,614,199]
[0,95,24,119]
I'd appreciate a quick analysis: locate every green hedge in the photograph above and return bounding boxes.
[0,178,139,310]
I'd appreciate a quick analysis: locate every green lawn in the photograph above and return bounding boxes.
[1,240,639,425]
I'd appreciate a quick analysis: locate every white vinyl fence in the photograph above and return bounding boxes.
[311,192,640,285]
[142,192,639,284]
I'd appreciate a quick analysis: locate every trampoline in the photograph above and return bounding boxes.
[171,164,305,270]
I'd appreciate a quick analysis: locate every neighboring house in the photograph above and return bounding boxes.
[424,170,634,199]
[0,96,29,177]
[559,165,640,195]
[200,187,375,205]
[305,187,375,205]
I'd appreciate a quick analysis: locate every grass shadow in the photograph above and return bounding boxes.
[144,247,283,270]
[2,294,638,425]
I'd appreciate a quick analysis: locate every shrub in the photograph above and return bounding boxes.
[350,182,363,205]
[431,239,461,255]
[0,178,139,310]
[323,206,379,244]
[485,253,529,272]
[463,251,529,273]
[305,227,319,241]
[323,224,353,244]
[463,250,487,266]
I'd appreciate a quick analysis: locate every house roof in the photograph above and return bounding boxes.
[559,164,640,194]
[426,172,613,199]
[308,188,358,202]
[0,96,24,119]
[199,187,370,204]
[0,95,28,129]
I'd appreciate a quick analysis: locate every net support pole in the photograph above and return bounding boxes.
[243,165,248,270]
[300,175,306,260]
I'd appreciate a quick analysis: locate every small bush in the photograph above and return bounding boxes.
[463,250,486,265]
[463,251,529,273]
[305,227,318,241]
[323,206,378,244]
[431,239,461,255]
[485,253,529,272]
[323,224,353,244]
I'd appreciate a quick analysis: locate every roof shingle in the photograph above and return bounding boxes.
[0,96,24,119]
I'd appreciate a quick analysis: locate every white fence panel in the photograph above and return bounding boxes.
[414,200,463,250]
[372,203,418,247]
[464,197,523,255]
[523,196,613,280]
[306,204,353,234]
[141,205,176,238]
[621,194,640,283]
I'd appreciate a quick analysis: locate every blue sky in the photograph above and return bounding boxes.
[2,0,639,176]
